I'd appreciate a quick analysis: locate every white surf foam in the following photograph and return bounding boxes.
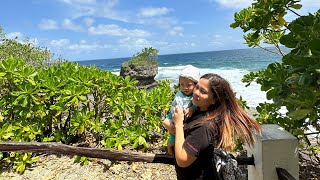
[112,66,267,107]
[156,67,268,108]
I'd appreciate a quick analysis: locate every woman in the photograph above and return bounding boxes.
[172,73,261,179]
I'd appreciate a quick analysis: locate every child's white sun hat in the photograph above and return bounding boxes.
[179,65,200,83]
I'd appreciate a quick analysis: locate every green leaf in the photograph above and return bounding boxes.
[279,34,297,48]
[2,132,14,139]
[0,113,4,122]
[266,89,277,100]
[138,136,145,145]
[22,98,28,107]
[292,129,304,136]
[16,163,26,173]
[132,139,139,149]
[117,144,123,151]
[22,153,28,161]
[288,109,312,120]
[309,39,320,55]
[290,4,302,10]
[27,79,36,86]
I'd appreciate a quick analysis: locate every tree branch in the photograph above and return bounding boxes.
[0,142,253,166]
[0,142,175,165]
[304,132,320,136]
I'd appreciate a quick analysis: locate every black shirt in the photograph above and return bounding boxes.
[175,111,218,180]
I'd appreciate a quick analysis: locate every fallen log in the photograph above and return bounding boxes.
[0,142,253,166]
[0,142,175,165]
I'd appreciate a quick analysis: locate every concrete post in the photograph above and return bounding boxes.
[246,124,299,180]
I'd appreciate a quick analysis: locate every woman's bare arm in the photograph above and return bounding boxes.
[173,106,197,167]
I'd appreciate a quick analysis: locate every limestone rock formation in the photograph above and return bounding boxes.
[120,63,158,90]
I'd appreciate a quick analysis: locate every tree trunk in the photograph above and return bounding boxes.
[0,142,175,165]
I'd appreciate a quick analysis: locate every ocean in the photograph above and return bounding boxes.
[77,48,283,108]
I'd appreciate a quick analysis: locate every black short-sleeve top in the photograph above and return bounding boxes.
[175,111,219,180]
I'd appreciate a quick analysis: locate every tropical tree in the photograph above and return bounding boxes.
[122,47,158,67]
[231,0,320,163]
[0,26,53,66]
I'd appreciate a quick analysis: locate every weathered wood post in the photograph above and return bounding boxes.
[246,124,299,180]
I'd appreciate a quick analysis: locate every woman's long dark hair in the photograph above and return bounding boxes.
[195,73,261,151]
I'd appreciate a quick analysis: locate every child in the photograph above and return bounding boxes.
[162,65,200,156]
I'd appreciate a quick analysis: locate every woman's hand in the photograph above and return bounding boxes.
[172,105,184,126]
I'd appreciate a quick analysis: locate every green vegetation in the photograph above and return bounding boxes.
[122,47,158,67]
[0,28,173,172]
[231,0,320,162]
[0,26,53,67]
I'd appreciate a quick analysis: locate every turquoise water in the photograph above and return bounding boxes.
[77,48,284,107]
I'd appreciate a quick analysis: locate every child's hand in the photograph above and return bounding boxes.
[185,107,194,118]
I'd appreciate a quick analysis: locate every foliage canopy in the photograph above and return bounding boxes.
[0,28,173,172]
[0,26,53,67]
[123,47,158,67]
[231,0,320,162]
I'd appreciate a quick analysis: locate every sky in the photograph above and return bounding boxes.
[1,0,319,61]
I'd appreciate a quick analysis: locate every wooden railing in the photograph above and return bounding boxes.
[276,167,297,180]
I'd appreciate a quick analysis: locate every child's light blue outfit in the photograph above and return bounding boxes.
[167,91,195,144]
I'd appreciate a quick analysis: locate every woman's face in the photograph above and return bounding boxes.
[192,78,214,111]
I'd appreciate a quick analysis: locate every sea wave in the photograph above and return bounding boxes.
[111,66,268,108]
[156,66,268,108]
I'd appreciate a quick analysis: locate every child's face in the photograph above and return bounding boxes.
[179,77,196,96]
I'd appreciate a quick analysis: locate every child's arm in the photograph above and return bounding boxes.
[162,118,171,130]
[162,118,175,134]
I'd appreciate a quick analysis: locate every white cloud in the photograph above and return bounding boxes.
[68,42,101,51]
[6,32,23,39]
[38,19,59,30]
[136,17,178,30]
[210,33,244,49]
[4,32,39,46]
[168,26,184,36]
[137,7,171,17]
[211,34,229,47]
[88,24,151,37]
[62,19,83,31]
[213,0,253,9]
[119,37,151,50]
[83,17,95,27]
[214,0,320,11]
[62,0,96,4]
[50,39,71,47]
[49,38,108,54]
[60,0,128,22]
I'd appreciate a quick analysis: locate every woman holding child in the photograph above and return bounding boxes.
[170,73,261,179]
